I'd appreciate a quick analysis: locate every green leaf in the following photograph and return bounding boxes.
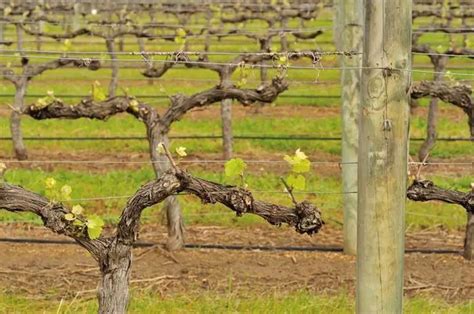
[45,177,56,189]
[92,81,107,101]
[292,159,311,173]
[86,214,104,229]
[174,36,185,44]
[278,55,288,65]
[73,219,84,226]
[86,214,104,239]
[129,99,140,112]
[62,39,72,52]
[61,185,72,200]
[286,174,306,191]
[175,146,187,157]
[71,204,84,215]
[176,28,186,38]
[34,97,48,109]
[156,143,166,155]
[4,7,12,16]
[225,158,247,178]
[236,64,249,87]
[87,226,102,239]
[64,213,75,221]
[284,149,311,173]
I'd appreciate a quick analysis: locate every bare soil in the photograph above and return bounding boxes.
[0,224,472,303]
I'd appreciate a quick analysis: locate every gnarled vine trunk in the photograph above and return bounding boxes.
[106,38,119,97]
[465,212,474,260]
[407,180,474,260]
[418,56,448,161]
[97,241,132,314]
[147,123,184,250]
[11,80,28,160]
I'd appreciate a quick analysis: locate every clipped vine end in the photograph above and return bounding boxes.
[294,201,324,235]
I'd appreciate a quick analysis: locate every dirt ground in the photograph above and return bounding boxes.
[0,224,472,303]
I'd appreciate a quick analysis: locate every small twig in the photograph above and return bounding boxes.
[157,245,181,264]
[280,177,297,205]
[7,104,22,114]
[404,284,433,291]
[161,144,178,172]
[130,275,179,284]
[416,152,431,180]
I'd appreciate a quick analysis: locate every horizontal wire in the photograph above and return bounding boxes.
[0,16,334,25]
[0,159,352,165]
[412,51,474,58]
[4,67,472,79]
[0,136,471,143]
[0,20,333,31]
[414,27,474,32]
[62,190,358,202]
[406,211,464,219]
[0,75,338,84]
[1,159,471,166]
[0,40,336,46]
[2,53,474,75]
[1,28,333,39]
[0,93,340,98]
[0,238,464,255]
[0,49,357,57]
[3,49,474,59]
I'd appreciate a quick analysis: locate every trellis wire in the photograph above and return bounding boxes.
[2,54,474,75]
[1,159,471,166]
[4,49,474,59]
[0,49,359,56]
[0,237,463,254]
[0,24,332,33]
[0,93,341,98]
[0,136,471,143]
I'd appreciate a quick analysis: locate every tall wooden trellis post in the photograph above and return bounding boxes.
[357,0,411,313]
[335,0,364,255]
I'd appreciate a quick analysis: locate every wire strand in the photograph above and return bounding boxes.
[2,54,474,75]
[1,159,471,166]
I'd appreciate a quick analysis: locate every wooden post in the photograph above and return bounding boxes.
[0,4,4,53]
[72,3,82,32]
[221,98,233,160]
[336,0,363,255]
[357,1,411,313]
[465,183,474,260]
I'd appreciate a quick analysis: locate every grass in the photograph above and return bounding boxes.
[0,290,472,313]
[0,102,472,158]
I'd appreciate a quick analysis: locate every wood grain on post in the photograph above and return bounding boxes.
[336,0,363,255]
[357,1,411,313]
[221,98,233,160]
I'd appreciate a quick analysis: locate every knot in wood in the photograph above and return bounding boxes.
[294,201,324,235]
[406,180,434,201]
[227,188,253,216]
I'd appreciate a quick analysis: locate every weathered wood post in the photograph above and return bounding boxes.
[0,4,5,52]
[465,183,474,260]
[357,1,411,313]
[221,98,233,160]
[336,0,363,255]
